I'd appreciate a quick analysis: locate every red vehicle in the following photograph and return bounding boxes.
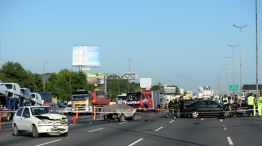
[126,90,160,111]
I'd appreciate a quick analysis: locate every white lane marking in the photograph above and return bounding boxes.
[220,119,223,122]
[88,128,104,133]
[128,138,144,146]
[35,139,62,146]
[169,120,175,124]
[154,126,163,132]
[227,137,234,145]
[201,118,204,121]
[222,125,227,131]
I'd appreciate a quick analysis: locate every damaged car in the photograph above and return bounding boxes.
[12,106,69,138]
[102,104,141,122]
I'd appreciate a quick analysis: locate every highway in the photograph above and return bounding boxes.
[1,112,262,146]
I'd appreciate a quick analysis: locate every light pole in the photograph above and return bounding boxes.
[43,61,48,92]
[255,0,259,97]
[233,24,247,95]
[227,44,238,92]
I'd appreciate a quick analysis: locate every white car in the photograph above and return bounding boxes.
[12,106,69,138]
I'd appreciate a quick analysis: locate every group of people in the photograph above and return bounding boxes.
[167,97,184,117]
[246,94,262,116]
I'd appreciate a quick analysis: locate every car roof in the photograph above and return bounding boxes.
[20,106,50,108]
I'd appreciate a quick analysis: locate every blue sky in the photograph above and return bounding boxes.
[0,0,261,92]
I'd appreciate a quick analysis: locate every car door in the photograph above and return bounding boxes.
[13,107,24,130]
[197,101,210,116]
[20,107,32,131]
[207,101,222,116]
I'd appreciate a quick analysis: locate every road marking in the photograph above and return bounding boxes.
[35,139,62,146]
[227,137,234,145]
[154,126,163,132]
[169,120,175,124]
[88,128,103,133]
[220,119,223,122]
[201,118,204,121]
[128,138,144,146]
[222,125,227,131]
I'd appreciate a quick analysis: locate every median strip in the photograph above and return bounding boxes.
[35,139,62,146]
[128,138,144,146]
[88,128,103,133]
[227,137,234,145]
[154,126,163,132]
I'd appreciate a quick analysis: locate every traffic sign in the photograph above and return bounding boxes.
[229,85,239,91]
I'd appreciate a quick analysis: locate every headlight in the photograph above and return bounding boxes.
[37,121,43,124]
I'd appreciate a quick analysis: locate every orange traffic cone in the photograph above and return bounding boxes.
[76,111,79,119]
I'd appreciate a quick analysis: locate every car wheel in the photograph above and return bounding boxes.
[132,113,139,121]
[118,114,125,122]
[32,125,39,138]
[192,111,199,119]
[61,132,68,137]
[13,124,19,136]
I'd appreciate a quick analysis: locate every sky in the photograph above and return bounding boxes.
[0,0,261,93]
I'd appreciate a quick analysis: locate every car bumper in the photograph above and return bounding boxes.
[36,124,69,135]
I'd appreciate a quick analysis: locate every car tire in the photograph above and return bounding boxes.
[118,114,125,122]
[132,113,139,121]
[13,124,20,136]
[192,111,199,119]
[32,125,39,138]
[61,132,68,137]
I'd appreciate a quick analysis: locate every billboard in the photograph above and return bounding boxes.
[72,46,100,66]
[140,78,152,89]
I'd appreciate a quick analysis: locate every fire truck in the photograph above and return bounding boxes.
[126,90,160,111]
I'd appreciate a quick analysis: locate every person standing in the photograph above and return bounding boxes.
[257,94,262,116]
[247,94,255,116]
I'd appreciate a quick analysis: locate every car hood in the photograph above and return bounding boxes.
[35,113,65,120]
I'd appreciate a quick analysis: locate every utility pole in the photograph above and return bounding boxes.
[227,44,238,96]
[255,0,259,97]
[233,24,247,95]
[43,61,48,92]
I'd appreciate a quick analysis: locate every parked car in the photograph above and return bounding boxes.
[183,100,225,118]
[57,104,72,115]
[12,106,69,138]
[20,88,33,106]
[0,81,8,96]
[31,93,44,106]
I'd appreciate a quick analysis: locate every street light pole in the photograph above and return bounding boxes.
[255,0,259,97]
[233,24,247,95]
[43,61,48,92]
[227,44,238,96]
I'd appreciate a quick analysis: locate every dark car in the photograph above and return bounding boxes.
[183,100,225,119]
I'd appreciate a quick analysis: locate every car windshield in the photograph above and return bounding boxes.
[31,107,50,115]
[72,94,90,101]
[117,96,128,101]
[127,94,140,100]
[5,84,13,89]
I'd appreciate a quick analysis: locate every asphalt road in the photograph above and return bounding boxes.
[1,112,262,146]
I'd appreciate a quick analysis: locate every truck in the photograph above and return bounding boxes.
[115,93,128,104]
[70,90,110,114]
[160,85,177,109]
[126,90,161,111]
[0,83,22,122]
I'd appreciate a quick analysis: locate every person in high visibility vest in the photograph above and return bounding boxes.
[247,94,256,116]
[257,95,262,116]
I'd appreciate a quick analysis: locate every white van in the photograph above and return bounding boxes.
[4,83,21,99]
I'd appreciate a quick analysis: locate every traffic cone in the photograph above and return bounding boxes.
[76,111,79,119]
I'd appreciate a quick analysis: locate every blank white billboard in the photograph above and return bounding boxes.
[72,46,100,66]
[140,78,152,89]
